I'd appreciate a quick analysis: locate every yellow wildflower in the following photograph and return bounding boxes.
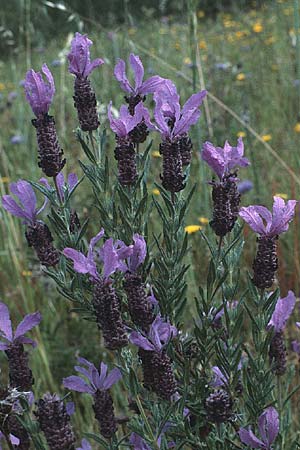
[0,177,10,183]
[197,10,205,18]
[152,188,161,196]
[274,193,288,200]
[199,40,207,50]
[152,151,161,158]
[261,134,272,142]
[185,225,202,234]
[236,73,246,81]
[0,83,5,91]
[237,131,246,138]
[128,28,137,36]
[253,22,263,33]
[184,57,192,65]
[235,31,245,39]
[22,270,33,277]
[198,217,209,225]
[265,36,276,45]
[294,122,300,133]
[174,42,181,50]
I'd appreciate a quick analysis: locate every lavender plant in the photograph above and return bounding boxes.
[0,31,299,450]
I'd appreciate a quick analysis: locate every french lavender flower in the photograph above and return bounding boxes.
[0,431,20,450]
[267,291,296,375]
[239,407,279,449]
[24,64,66,177]
[130,316,177,400]
[0,303,41,391]
[40,172,80,233]
[63,357,122,439]
[35,393,75,450]
[63,230,128,350]
[108,102,152,185]
[2,180,59,266]
[154,80,206,166]
[154,83,206,193]
[201,137,250,237]
[68,33,104,131]
[239,196,297,289]
[204,388,233,424]
[118,234,154,329]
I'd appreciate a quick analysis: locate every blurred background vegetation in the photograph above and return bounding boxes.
[1,0,300,438]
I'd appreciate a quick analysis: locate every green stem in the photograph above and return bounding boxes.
[135,395,159,450]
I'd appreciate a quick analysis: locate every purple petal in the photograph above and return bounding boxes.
[211,366,227,387]
[103,368,122,389]
[129,331,155,351]
[98,362,108,388]
[86,58,104,77]
[292,340,300,354]
[129,433,152,450]
[68,32,104,77]
[140,75,165,95]
[24,64,55,116]
[77,439,92,450]
[99,238,120,279]
[63,248,91,275]
[239,206,268,235]
[239,428,264,448]
[114,59,133,93]
[268,291,296,332]
[68,173,78,190]
[9,434,20,446]
[108,102,127,137]
[269,197,297,236]
[154,98,171,138]
[181,90,207,116]
[0,342,9,351]
[258,407,279,446]
[0,303,13,342]
[201,142,226,179]
[2,195,30,221]
[63,375,95,394]
[9,179,38,222]
[129,54,144,91]
[128,234,146,271]
[17,336,37,347]
[66,401,75,416]
[14,311,42,340]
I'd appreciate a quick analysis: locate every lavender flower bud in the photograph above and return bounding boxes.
[210,175,240,237]
[114,137,138,186]
[5,343,34,391]
[73,76,99,132]
[128,120,149,144]
[25,222,59,267]
[269,331,287,376]
[69,210,81,234]
[178,133,193,166]
[32,114,66,178]
[252,236,278,289]
[205,389,233,424]
[125,94,145,115]
[93,389,117,439]
[139,349,177,400]
[35,393,75,450]
[92,279,128,350]
[159,141,186,193]
[123,273,154,329]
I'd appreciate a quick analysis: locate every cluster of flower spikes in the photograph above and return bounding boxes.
[201,137,249,237]
[111,53,207,191]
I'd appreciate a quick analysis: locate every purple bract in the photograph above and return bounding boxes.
[63,357,122,395]
[24,64,55,117]
[0,432,20,449]
[129,315,177,352]
[201,137,249,180]
[2,179,48,225]
[267,291,296,332]
[239,407,279,449]
[108,102,152,138]
[239,196,297,237]
[77,439,92,450]
[40,172,78,203]
[68,32,104,78]
[0,303,41,351]
[114,53,164,96]
[117,234,147,272]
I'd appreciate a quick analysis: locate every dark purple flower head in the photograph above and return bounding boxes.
[114,54,164,96]
[40,172,78,202]
[0,302,41,351]
[63,229,105,280]
[108,102,152,138]
[239,407,279,449]
[117,234,146,272]
[2,180,47,225]
[153,83,206,140]
[239,196,297,238]
[63,357,122,395]
[24,64,55,116]
[68,32,104,78]
[201,137,249,180]
[77,439,92,450]
[267,291,296,332]
[130,315,177,351]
